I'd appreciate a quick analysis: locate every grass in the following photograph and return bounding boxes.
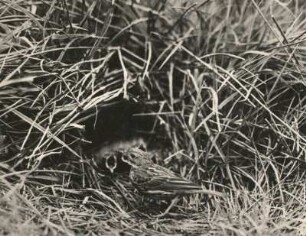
[0,0,306,235]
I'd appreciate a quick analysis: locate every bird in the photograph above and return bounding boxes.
[120,147,223,199]
[119,147,223,216]
[93,141,223,216]
[92,138,147,173]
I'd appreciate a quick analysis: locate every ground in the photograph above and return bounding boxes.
[0,0,306,235]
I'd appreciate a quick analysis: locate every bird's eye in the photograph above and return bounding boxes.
[130,153,136,159]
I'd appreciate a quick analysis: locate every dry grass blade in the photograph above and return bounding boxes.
[0,0,305,235]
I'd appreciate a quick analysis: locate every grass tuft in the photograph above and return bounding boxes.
[0,0,306,234]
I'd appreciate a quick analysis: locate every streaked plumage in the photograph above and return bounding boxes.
[121,148,223,199]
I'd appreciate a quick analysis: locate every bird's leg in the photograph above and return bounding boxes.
[157,196,180,218]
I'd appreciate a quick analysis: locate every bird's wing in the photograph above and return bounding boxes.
[131,163,223,197]
[143,165,203,193]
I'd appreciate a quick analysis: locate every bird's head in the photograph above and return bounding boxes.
[120,148,153,167]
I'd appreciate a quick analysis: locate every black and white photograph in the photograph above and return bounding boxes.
[0,0,306,235]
